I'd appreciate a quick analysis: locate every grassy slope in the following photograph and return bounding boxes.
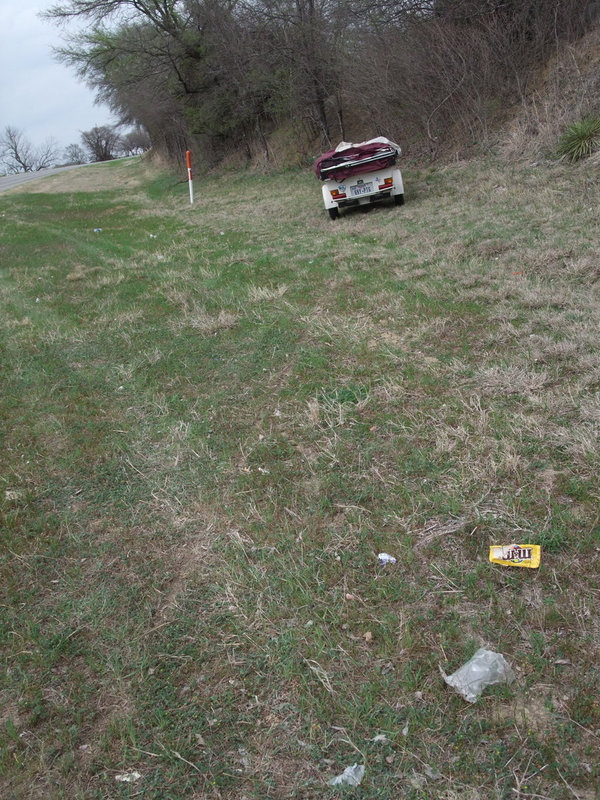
[1,156,599,799]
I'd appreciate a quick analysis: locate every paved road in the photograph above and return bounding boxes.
[0,164,86,193]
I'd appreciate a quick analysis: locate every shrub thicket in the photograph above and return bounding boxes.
[46,0,597,163]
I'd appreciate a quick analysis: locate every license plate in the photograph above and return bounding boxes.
[350,182,373,197]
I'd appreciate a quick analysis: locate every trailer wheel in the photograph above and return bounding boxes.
[394,193,405,206]
[328,207,339,220]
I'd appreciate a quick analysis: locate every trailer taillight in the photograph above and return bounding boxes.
[379,177,393,191]
[330,188,346,199]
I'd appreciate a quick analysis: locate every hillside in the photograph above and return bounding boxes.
[500,24,600,161]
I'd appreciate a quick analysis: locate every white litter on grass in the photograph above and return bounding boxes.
[115,770,142,783]
[327,763,365,787]
[409,772,426,790]
[441,648,515,703]
[377,552,397,565]
[424,764,443,781]
[371,734,389,743]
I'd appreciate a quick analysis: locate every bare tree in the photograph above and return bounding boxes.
[0,126,59,173]
[81,125,121,161]
[118,127,151,155]
[63,143,88,163]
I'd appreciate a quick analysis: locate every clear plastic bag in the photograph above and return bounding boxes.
[327,763,365,787]
[440,648,515,703]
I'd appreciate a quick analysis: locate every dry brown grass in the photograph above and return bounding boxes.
[501,26,600,160]
[21,158,149,194]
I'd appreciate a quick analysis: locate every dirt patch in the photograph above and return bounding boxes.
[493,690,557,735]
[0,701,23,732]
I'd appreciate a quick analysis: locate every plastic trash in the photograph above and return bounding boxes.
[377,552,397,565]
[440,648,515,703]
[327,763,365,787]
[489,544,541,568]
[93,228,103,232]
[115,770,141,783]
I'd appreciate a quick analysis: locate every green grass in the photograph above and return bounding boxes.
[557,115,600,162]
[1,156,600,799]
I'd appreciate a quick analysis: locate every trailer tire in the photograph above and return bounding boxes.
[394,194,405,206]
[328,207,340,220]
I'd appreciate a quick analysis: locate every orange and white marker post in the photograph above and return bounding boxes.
[186,149,194,204]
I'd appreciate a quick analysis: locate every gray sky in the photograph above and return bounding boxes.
[0,0,117,154]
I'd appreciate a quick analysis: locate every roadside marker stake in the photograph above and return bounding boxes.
[186,150,194,204]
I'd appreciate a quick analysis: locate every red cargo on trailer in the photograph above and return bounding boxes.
[315,137,404,219]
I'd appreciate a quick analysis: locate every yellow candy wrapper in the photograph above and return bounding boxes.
[489,544,541,569]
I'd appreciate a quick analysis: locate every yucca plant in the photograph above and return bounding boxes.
[557,115,600,162]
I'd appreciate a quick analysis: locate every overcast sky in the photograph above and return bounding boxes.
[0,0,117,155]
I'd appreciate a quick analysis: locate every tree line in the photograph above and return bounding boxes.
[43,0,598,166]
[0,124,151,174]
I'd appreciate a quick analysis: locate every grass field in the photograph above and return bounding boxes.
[1,154,599,799]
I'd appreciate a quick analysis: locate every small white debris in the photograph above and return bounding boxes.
[378,552,397,565]
[441,648,515,703]
[115,770,142,783]
[409,772,426,790]
[439,647,515,703]
[424,764,442,781]
[372,734,389,743]
[327,763,365,787]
